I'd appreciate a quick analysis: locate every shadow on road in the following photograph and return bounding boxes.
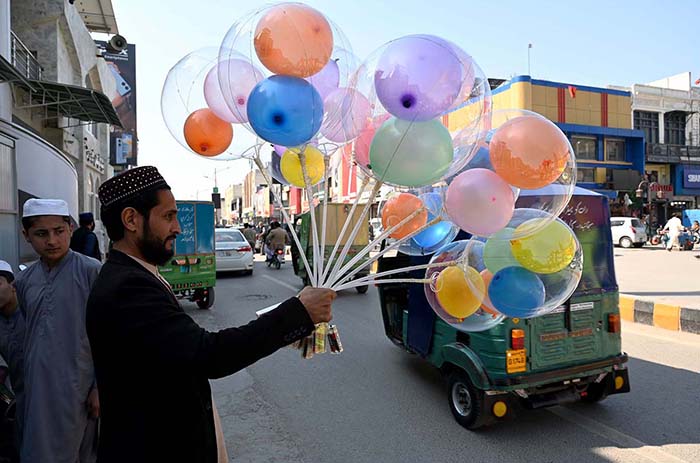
[395,351,699,461]
[624,290,700,297]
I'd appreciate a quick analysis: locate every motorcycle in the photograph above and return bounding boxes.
[649,227,668,246]
[267,247,285,270]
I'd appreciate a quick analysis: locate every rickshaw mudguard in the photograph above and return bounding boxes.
[436,343,491,390]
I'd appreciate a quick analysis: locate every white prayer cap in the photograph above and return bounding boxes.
[22,198,70,218]
[0,260,13,282]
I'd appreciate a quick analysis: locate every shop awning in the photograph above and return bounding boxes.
[22,79,123,127]
[0,55,38,91]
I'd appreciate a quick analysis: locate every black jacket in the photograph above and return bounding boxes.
[70,226,102,261]
[86,250,314,463]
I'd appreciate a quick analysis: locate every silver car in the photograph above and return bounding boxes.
[215,228,254,274]
[610,217,647,248]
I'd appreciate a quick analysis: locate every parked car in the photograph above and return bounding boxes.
[610,217,647,248]
[215,228,254,274]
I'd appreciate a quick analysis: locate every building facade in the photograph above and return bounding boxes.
[621,72,700,226]
[0,0,123,267]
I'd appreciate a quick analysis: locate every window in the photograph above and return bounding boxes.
[572,136,597,160]
[610,220,624,227]
[665,111,686,145]
[605,139,625,162]
[215,230,245,243]
[577,167,596,183]
[631,219,642,228]
[634,111,659,145]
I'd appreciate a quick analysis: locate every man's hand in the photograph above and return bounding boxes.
[298,287,336,324]
[86,387,100,419]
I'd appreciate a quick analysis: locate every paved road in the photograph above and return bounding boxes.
[614,244,700,308]
[185,260,700,463]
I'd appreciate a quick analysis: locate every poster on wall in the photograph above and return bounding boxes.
[96,41,137,167]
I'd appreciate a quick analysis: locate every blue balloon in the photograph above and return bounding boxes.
[488,266,546,318]
[414,221,452,248]
[247,75,323,147]
[467,146,493,170]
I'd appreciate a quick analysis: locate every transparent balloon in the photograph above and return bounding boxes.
[480,209,583,318]
[398,185,459,256]
[486,109,576,238]
[218,3,360,148]
[424,240,506,332]
[161,47,259,161]
[347,35,491,188]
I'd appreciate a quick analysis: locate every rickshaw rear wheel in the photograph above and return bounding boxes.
[582,378,609,403]
[196,287,215,310]
[447,369,486,429]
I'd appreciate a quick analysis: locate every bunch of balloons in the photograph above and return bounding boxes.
[160,2,586,335]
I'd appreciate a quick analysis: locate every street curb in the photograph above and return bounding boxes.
[619,295,700,334]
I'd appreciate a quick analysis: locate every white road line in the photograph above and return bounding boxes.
[549,407,689,463]
[260,273,299,292]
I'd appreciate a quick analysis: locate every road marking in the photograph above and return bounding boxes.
[261,273,299,292]
[549,407,689,463]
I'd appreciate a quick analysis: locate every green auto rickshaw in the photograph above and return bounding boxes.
[159,200,217,309]
[377,186,630,429]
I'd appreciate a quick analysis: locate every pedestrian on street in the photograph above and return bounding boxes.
[241,223,256,249]
[86,166,335,463]
[71,212,102,261]
[662,213,684,251]
[0,260,24,458]
[15,199,101,463]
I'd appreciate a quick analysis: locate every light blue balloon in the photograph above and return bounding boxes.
[247,75,323,147]
[488,266,546,318]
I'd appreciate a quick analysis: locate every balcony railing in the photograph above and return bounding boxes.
[646,143,700,164]
[10,31,43,81]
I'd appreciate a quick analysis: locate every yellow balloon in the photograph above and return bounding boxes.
[435,265,485,320]
[510,218,576,274]
[280,146,325,188]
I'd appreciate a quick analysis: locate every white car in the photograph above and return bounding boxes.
[215,228,254,274]
[610,217,647,248]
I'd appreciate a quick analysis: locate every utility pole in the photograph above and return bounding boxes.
[527,43,532,76]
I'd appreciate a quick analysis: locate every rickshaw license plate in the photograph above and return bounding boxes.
[506,349,527,373]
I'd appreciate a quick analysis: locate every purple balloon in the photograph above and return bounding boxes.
[209,59,264,124]
[306,59,340,100]
[321,88,371,143]
[273,144,287,156]
[269,150,290,185]
[374,35,463,122]
[445,168,515,236]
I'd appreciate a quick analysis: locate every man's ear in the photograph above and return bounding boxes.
[121,207,141,234]
[21,228,30,242]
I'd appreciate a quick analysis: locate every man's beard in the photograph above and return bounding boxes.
[138,222,175,266]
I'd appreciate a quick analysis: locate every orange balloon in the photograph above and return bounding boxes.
[381,193,428,239]
[489,115,569,189]
[254,4,333,78]
[183,109,233,156]
[479,269,501,318]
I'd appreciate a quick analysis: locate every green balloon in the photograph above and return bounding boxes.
[483,227,520,274]
[369,117,454,187]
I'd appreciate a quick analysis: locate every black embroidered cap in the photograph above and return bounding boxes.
[99,166,170,209]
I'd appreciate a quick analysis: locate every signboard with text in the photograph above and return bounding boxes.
[683,167,700,189]
[96,41,138,167]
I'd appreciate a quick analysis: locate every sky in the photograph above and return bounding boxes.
[110,0,700,200]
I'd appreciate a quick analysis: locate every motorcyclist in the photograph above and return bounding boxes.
[265,221,289,262]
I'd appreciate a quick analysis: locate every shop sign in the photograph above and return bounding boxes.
[683,167,700,189]
[649,183,673,193]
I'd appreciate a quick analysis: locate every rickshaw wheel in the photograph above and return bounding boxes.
[356,285,369,294]
[447,369,486,430]
[196,287,215,310]
[582,378,609,403]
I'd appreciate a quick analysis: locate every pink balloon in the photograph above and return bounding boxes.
[205,59,263,124]
[306,59,340,100]
[354,113,390,167]
[321,88,371,143]
[445,168,515,236]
